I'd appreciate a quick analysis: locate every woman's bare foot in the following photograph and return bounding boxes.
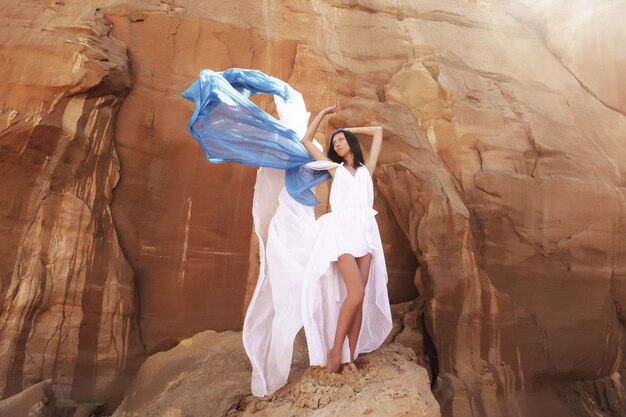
[327,349,341,373]
[345,361,357,371]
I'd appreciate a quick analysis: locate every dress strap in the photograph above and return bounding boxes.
[304,160,340,171]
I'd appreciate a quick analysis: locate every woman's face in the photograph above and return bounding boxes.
[332,132,351,158]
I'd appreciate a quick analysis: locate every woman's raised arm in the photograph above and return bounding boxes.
[301,104,337,163]
[301,103,340,177]
[344,126,383,174]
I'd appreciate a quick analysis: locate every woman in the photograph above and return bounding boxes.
[182,69,391,395]
[300,103,387,372]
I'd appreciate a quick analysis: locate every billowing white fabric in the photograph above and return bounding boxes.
[242,89,392,397]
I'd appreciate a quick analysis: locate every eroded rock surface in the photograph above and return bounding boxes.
[237,344,439,417]
[1,1,625,417]
[111,329,439,417]
[111,330,252,417]
[0,4,143,411]
[512,0,626,115]
[0,379,55,417]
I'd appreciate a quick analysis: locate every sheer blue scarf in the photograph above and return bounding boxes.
[180,68,329,206]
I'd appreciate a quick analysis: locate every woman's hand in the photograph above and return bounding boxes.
[301,101,341,169]
[320,101,339,116]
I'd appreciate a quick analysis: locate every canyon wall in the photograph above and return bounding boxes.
[1,0,625,416]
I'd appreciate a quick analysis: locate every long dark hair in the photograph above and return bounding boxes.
[327,129,364,169]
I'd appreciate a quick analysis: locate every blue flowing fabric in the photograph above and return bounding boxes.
[180,68,330,206]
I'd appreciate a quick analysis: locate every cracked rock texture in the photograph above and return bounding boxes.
[511,0,626,116]
[111,327,439,417]
[0,2,144,412]
[1,1,626,416]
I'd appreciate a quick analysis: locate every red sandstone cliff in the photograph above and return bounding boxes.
[1,1,625,416]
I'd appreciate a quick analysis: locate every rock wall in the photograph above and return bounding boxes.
[0,4,143,406]
[513,0,626,116]
[1,1,625,416]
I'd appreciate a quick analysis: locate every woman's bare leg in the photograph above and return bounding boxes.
[327,253,365,372]
[348,252,372,362]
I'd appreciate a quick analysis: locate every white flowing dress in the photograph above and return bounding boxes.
[242,90,392,397]
[300,162,391,368]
